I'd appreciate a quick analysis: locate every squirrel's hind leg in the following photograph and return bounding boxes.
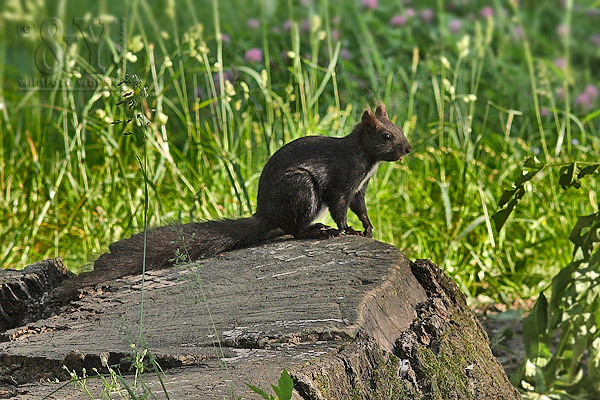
[260,169,329,235]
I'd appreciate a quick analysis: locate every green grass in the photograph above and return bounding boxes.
[1,0,599,307]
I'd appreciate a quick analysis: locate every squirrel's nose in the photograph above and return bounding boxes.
[405,145,412,154]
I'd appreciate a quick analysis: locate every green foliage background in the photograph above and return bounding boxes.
[1,0,599,396]
[2,0,599,300]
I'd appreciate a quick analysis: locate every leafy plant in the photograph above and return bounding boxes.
[494,159,600,233]
[53,75,173,400]
[245,369,294,400]
[493,160,600,398]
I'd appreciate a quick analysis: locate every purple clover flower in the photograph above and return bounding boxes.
[245,48,263,63]
[585,84,598,100]
[513,26,524,39]
[362,0,378,10]
[587,8,599,17]
[405,8,415,18]
[340,48,350,60]
[575,92,591,109]
[301,18,311,33]
[556,24,568,37]
[421,9,434,23]
[449,19,462,33]
[247,18,260,29]
[554,58,566,69]
[332,29,340,41]
[390,15,407,27]
[480,6,494,18]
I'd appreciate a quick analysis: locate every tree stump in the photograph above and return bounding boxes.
[0,258,72,333]
[0,237,520,399]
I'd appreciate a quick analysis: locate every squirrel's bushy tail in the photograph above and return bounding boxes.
[94,216,276,277]
[50,216,277,306]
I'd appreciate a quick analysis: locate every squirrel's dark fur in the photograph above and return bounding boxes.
[93,104,411,278]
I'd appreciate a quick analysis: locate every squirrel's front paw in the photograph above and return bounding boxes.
[361,228,373,238]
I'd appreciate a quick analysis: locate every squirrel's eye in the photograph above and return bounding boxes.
[382,133,392,141]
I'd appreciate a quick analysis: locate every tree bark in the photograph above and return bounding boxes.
[292,259,520,399]
[0,258,72,333]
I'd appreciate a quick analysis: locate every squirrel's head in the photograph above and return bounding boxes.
[359,105,412,162]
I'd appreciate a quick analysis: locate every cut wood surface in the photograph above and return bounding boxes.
[0,237,520,399]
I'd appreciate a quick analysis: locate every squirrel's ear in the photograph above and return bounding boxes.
[375,104,388,119]
[362,109,377,128]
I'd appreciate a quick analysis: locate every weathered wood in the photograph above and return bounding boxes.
[0,237,520,399]
[291,260,521,399]
[0,258,72,333]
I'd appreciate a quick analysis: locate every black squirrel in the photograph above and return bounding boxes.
[94,104,411,275]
